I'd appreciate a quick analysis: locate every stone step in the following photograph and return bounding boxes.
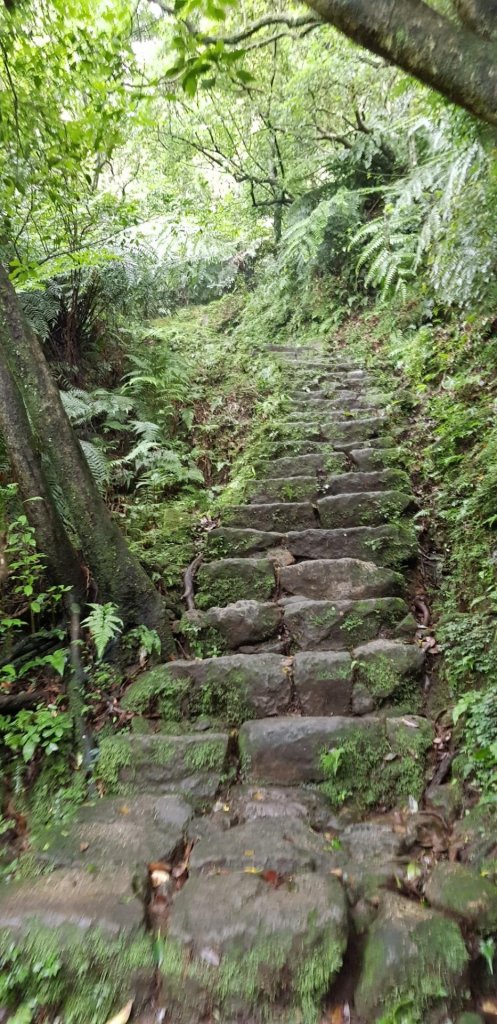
[223,501,317,532]
[123,653,293,722]
[317,489,412,528]
[239,714,433,791]
[247,475,319,504]
[290,394,386,412]
[349,447,401,471]
[258,452,348,478]
[322,469,409,495]
[96,731,230,801]
[274,415,388,444]
[181,599,283,651]
[205,524,417,566]
[195,557,276,609]
[279,558,404,601]
[282,595,414,650]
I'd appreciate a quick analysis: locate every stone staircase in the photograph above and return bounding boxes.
[0,346,477,1023]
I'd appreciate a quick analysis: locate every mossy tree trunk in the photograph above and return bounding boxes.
[0,265,174,653]
[303,0,497,126]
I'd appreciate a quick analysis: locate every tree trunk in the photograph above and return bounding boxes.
[0,265,174,654]
[0,335,85,596]
[303,0,497,127]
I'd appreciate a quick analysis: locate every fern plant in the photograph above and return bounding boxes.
[81,602,123,661]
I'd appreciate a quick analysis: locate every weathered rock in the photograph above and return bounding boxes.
[350,447,401,471]
[353,638,425,700]
[291,393,386,413]
[35,795,192,876]
[279,558,403,601]
[425,862,497,930]
[286,524,417,565]
[189,817,332,875]
[425,781,463,823]
[181,600,282,650]
[320,416,388,443]
[247,476,319,504]
[196,558,275,609]
[337,822,408,899]
[226,785,332,828]
[322,469,409,494]
[282,596,410,650]
[355,892,468,1021]
[122,654,292,722]
[0,867,144,936]
[351,681,375,715]
[96,732,229,801]
[205,527,284,559]
[293,650,352,714]
[451,803,497,867]
[224,501,317,532]
[163,871,348,1023]
[317,489,412,529]
[258,453,347,478]
[239,716,382,785]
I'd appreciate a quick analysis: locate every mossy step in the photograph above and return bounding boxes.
[291,393,386,412]
[322,469,409,495]
[246,475,319,504]
[282,595,414,650]
[350,447,404,471]
[424,861,497,929]
[223,501,317,532]
[239,714,433,800]
[195,557,276,609]
[317,489,412,528]
[206,524,417,566]
[258,452,347,478]
[274,416,388,444]
[353,638,425,707]
[161,868,347,1024]
[121,653,292,723]
[96,732,230,801]
[279,558,403,601]
[180,599,282,652]
[293,650,353,715]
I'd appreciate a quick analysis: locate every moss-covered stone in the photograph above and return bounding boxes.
[95,732,229,800]
[355,893,468,1022]
[196,557,275,610]
[425,862,497,931]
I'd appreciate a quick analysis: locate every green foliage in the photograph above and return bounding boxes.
[81,602,123,661]
[453,686,497,799]
[0,707,72,765]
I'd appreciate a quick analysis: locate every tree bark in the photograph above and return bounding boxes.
[0,266,174,654]
[303,0,497,126]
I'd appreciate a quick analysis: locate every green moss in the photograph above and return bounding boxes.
[360,655,401,699]
[196,561,275,610]
[122,668,189,721]
[319,720,430,811]
[184,739,226,772]
[0,924,153,1024]
[94,736,132,792]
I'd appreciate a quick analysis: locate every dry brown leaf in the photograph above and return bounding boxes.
[150,869,170,888]
[104,999,133,1024]
[481,996,497,1014]
[79,841,89,852]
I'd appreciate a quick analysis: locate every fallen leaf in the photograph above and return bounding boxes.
[118,805,130,815]
[244,849,255,857]
[79,841,89,852]
[401,717,420,729]
[172,841,193,880]
[149,860,171,874]
[150,869,170,888]
[104,999,133,1024]
[330,868,343,879]
[243,866,261,875]
[261,869,286,888]
[253,791,264,801]
[481,996,497,1014]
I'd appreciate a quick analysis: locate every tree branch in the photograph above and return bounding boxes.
[151,2,321,45]
[302,0,497,126]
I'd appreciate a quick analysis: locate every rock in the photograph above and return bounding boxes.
[123,654,292,723]
[286,524,417,565]
[0,867,144,937]
[317,489,412,529]
[282,596,409,650]
[350,447,401,471]
[224,501,317,532]
[247,476,319,504]
[425,862,497,930]
[35,795,192,876]
[320,416,388,443]
[181,600,282,650]
[96,732,229,801]
[189,816,332,875]
[195,558,275,609]
[205,527,285,559]
[353,638,425,701]
[355,892,468,1021]
[163,871,348,1023]
[226,785,332,828]
[451,803,497,867]
[338,822,408,898]
[258,453,347,477]
[239,715,382,785]
[425,782,463,823]
[352,682,375,715]
[322,469,409,494]
[293,650,352,714]
[279,558,403,601]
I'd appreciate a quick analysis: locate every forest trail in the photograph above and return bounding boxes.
[0,345,483,1022]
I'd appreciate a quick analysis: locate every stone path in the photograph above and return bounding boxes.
[0,346,490,1023]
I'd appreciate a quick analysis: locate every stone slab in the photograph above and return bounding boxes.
[279,558,403,601]
[317,490,412,528]
[282,596,410,650]
[293,650,352,715]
